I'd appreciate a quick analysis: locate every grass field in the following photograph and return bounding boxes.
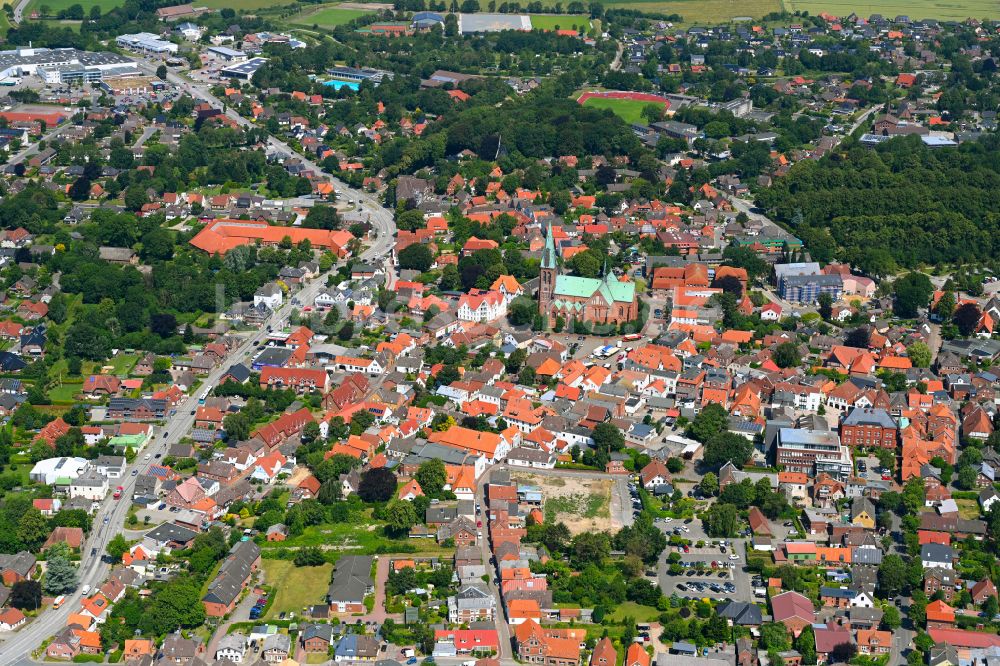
[290,3,374,27]
[529,13,590,29]
[607,601,663,622]
[580,96,654,124]
[956,498,981,520]
[48,383,83,404]
[26,0,122,16]
[783,0,1000,20]
[262,559,333,618]
[525,0,779,21]
[201,0,297,8]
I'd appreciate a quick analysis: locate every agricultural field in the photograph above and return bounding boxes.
[529,0,780,21]
[783,0,1000,20]
[261,559,333,618]
[528,13,590,29]
[289,3,374,27]
[580,95,655,124]
[512,472,612,534]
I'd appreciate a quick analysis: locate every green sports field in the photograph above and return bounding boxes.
[529,13,590,29]
[26,0,122,16]
[580,96,656,125]
[289,3,374,27]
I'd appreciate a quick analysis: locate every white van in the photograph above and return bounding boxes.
[81,584,91,596]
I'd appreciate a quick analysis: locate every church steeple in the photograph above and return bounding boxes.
[538,221,557,317]
[542,220,557,270]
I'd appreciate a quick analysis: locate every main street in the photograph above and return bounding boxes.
[0,67,398,660]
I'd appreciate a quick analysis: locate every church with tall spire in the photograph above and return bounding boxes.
[538,222,638,328]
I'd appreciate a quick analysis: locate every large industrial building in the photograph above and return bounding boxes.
[116,32,180,55]
[220,57,268,80]
[0,47,137,84]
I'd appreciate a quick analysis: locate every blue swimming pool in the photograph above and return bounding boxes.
[323,79,360,91]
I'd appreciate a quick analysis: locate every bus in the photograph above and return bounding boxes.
[198,387,211,404]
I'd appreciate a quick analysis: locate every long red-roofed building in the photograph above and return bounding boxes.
[190,219,353,257]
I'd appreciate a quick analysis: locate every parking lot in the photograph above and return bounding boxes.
[656,527,754,602]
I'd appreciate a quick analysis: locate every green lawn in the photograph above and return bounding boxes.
[259,521,388,551]
[783,0,1000,20]
[26,0,122,16]
[529,13,590,29]
[83,353,138,377]
[580,96,655,125]
[290,4,374,28]
[262,559,333,618]
[48,382,83,404]
[606,601,664,622]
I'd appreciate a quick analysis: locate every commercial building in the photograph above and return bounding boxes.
[207,46,247,62]
[0,47,136,84]
[776,428,853,480]
[29,456,89,485]
[774,262,843,303]
[326,66,393,85]
[840,408,898,449]
[116,33,179,55]
[220,57,268,80]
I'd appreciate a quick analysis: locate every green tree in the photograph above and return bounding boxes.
[43,547,79,595]
[10,580,42,610]
[796,625,817,665]
[698,472,719,497]
[893,272,933,318]
[772,342,801,368]
[906,342,932,368]
[17,508,49,551]
[818,292,833,321]
[106,534,129,563]
[415,458,447,498]
[703,431,754,469]
[881,604,901,630]
[703,503,740,537]
[398,243,434,272]
[384,498,418,534]
[878,554,907,598]
[688,403,728,443]
[936,291,956,320]
[358,467,397,503]
[223,412,250,441]
[759,622,791,651]
[591,422,625,452]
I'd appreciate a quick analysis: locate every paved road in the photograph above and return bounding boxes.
[12,0,30,22]
[148,64,396,263]
[475,466,513,660]
[0,264,352,659]
[0,85,398,656]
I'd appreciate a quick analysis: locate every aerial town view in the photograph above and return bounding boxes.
[0,0,999,665]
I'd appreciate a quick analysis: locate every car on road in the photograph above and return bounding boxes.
[103,516,109,524]
[155,453,162,458]
[162,431,169,438]
[131,469,138,476]
[113,486,124,499]
[91,548,97,556]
